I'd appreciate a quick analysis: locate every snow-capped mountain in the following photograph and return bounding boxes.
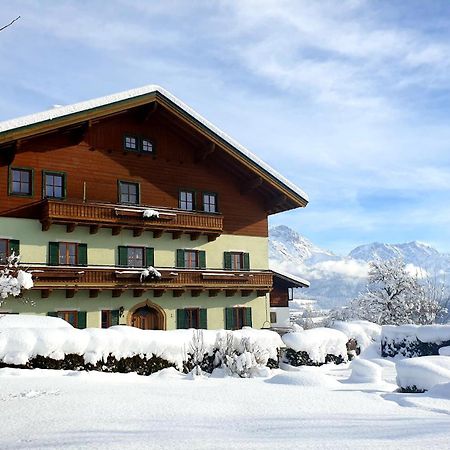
[269,225,450,309]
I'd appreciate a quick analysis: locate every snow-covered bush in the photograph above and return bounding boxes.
[140,266,162,282]
[329,320,381,353]
[396,356,450,392]
[381,324,450,358]
[0,254,33,304]
[348,359,382,383]
[282,328,348,366]
[329,258,445,325]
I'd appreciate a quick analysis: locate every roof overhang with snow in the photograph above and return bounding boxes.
[0,85,308,211]
[271,270,310,288]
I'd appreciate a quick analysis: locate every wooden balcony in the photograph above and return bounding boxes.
[39,199,224,240]
[30,266,273,299]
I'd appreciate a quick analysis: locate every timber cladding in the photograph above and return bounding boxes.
[0,109,269,237]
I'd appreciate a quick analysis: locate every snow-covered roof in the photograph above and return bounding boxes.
[271,269,310,288]
[0,85,308,204]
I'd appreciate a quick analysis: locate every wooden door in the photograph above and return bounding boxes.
[131,306,162,330]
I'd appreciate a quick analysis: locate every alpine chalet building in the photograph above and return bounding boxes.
[0,86,308,330]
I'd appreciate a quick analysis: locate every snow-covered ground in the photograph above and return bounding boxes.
[1,357,450,449]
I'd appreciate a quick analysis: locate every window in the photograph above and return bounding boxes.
[179,190,195,211]
[118,246,154,267]
[49,242,87,266]
[43,171,65,199]
[48,311,86,329]
[10,168,33,196]
[124,135,138,151]
[224,252,250,271]
[102,310,120,328]
[142,139,153,153]
[0,239,19,264]
[176,249,206,269]
[177,308,207,329]
[124,135,154,153]
[270,312,277,324]
[119,181,139,204]
[203,193,217,213]
[225,307,252,330]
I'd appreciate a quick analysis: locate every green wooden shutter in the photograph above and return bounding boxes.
[118,246,128,266]
[48,242,59,265]
[224,252,232,270]
[177,309,187,329]
[244,307,252,327]
[225,308,234,330]
[47,311,58,317]
[77,311,87,329]
[62,174,67,199]
[199,308,207,329]
[176,249,185,268]
[243,253,250,271]
[78,243,88,266]
[111,309,120,326]
[145,247,155,267]
[198,250,206,269]
[9,239,20,257]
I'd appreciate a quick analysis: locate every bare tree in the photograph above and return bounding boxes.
[0,16,20,33]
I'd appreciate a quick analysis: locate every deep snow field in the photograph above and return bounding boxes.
[1,357,450,449]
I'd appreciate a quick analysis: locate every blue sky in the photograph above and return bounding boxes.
[2,0,450,255]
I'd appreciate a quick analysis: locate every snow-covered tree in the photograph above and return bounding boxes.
[329,258,445,325]
[0,254,34,305]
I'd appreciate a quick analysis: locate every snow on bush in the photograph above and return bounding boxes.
[0,317,283,376]
[439,346,450,356]
[348,358,382,383]
[396,356,450,392]
[0,254,33,303]
[142,209,160,219]
[381,324,450,358]
[140,266,162,282]
[266,370,339,388]
[282,328,348,365]
[329,320,381,352]
[0,314,71,329]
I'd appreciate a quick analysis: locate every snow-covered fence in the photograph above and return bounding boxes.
[282,328,349,366]
[0,316,283,376]
[381,325,450,358]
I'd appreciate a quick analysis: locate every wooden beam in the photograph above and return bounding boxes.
[112,226,122,236]
[40,288,53,299]
[89,289,101,298]
[153,230,164,238]
[41,219,51,232]
[112,289,125,298]
[133,228,144,237]
[89,224,100,235]
[172,289,184,298]
[241,290,253,297]
[191,289,203,297]
[208,289,220,297]
[66,223,76,233]
[190,232,201,241]
[133,288,146,298]
[153,289,165,298]
[66,288,77,298]
[171,231,182,240]
[226,289,238,297]
[257,290,269,297]
[207,234,218,242]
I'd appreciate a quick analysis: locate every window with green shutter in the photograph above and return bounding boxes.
[0,239,20,264]
[176,249,206,269]
[48,242,87,266]
[48,242,60,266]
[102,310,120,328]
[224,252,250,271]
[77,311,87,329]
[177,309,187,329]
[177,308,206,329]
[117,246,154,267]
[199,308,207,329]
[225,307,252,330]
[145,247,155,266]
[176,249,185,268]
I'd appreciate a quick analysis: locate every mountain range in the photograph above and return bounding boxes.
[269,225,450,309]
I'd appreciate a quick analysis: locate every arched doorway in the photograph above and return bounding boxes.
[130,303,165,330]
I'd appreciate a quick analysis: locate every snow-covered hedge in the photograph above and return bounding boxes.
[381,325,450,358]
[282,328,348,366]
[329,320,381,353]
[396,356,450,392]
[0,316,283,376]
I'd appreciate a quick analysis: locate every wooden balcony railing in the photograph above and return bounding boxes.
[39,199,224,240]
[29,266,273,298]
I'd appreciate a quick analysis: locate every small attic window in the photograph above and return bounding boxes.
[142,138,153,153]
[124,135,138,151]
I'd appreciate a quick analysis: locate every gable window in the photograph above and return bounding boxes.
[49,242,87,266]
[224,252,250,271]
[176,308,207,329]
[124,135,138,151]
[102,310,120,328]
[10,168,33,196]
[225,307,252,330]
[176,249,206,269]
[142,139,153,153]
[0,239,19,264]
[43,171,65,199]
[119,181,139,205]
[118,246,154,267]
[179,190,195,211]
[203,192,217,213]
[48,311,86,329]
